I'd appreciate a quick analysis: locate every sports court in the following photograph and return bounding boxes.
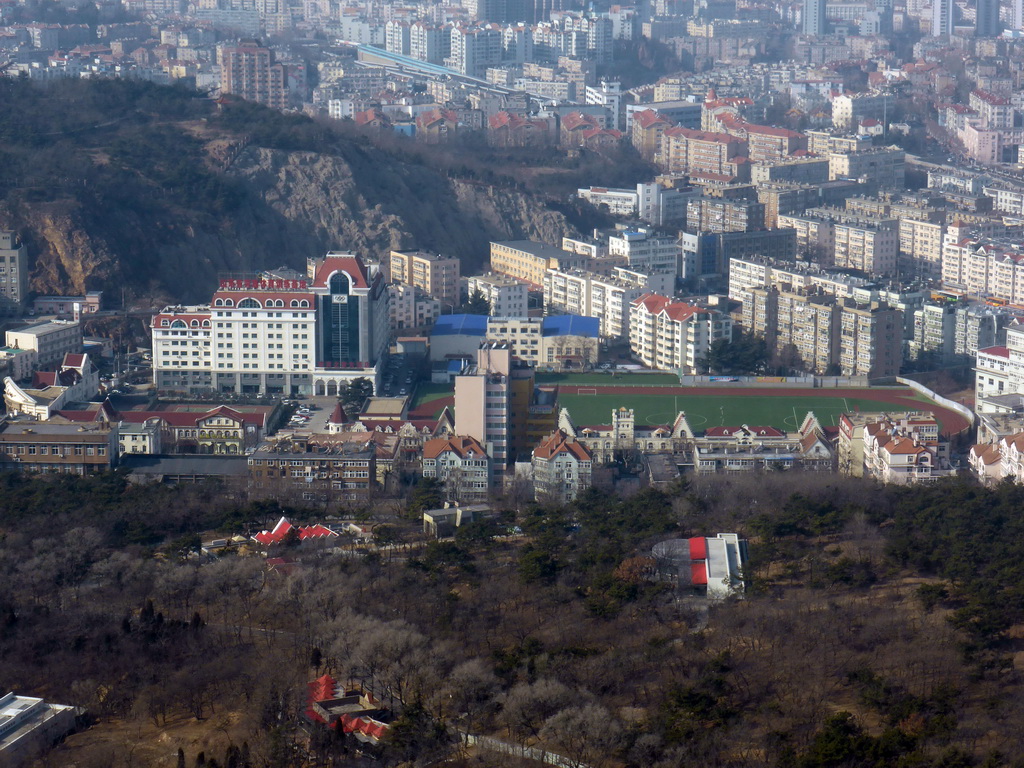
[557,384,970,434]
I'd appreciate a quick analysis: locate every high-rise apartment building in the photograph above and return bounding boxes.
[454,342,513,483]
[219,40,286,110]
[410,21,449,63]
[744,287,839,373]
[629,293,732,373]
[389,250,461,309]
[932,0,954,36]
[803,0,826,35]
[838,300,902,378]
[446,25,502,78]
[686,196,765,234]
[975,0,1000,35]
[0,231,28,315]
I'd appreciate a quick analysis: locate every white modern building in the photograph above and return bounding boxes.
[0,692,81,767]
[608,228,680,295]
[576,183,692,225]
[5,322,82,369]
[465,273,530,318]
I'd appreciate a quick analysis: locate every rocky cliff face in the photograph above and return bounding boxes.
[5,142,577,305]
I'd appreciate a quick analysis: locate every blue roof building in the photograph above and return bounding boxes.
[542,315,600,338]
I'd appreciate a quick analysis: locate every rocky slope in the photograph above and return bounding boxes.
[0,79,579,306]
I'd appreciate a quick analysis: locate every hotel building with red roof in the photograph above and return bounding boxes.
[152,253,389,397]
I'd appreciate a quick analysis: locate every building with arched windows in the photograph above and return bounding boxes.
[151,253,389,396]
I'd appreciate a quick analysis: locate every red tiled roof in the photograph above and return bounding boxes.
[664,126,738,144]
[631,292,672,313]
[423,435,487,460]
[562,111,599,131]
[533,429,592,462]
[329,402,348,425]
[311,255,370,289]
[254,517,339,546]
[979,345,1010,358]
[633,109,671,129]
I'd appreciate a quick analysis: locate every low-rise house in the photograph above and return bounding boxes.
[305,675,389,745]
[422,502,493,538]
[0,420,118,475]
[3,352,99,419]
[691,412,834,474]
[859,413,953,484]
[652,533,747,599]
[248,433,377,503]
[253,516,339,547]
[970,432,1024,484]
[422,435,491,503]
[415,107,458,143]
[532,428,594,503]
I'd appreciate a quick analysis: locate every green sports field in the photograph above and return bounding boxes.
[559,391,933,430]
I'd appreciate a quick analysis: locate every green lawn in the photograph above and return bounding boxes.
[559,391,932,430]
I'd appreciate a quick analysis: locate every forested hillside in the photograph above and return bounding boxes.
[0,78,609,304]
[4,471,1024,767]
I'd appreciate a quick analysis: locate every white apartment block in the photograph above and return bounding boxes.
[543,269,647,339]
[976,322,1024,409]
[942,233,1024,305]
[5,321,82,369]
[629,293,732,373]
[828,147,905,189]
[577,182,692,225]
[898,217,946,280]
[388,283,440,332]
[446,25,502,78]
[982,182,1024,216]
[831,92,887,130]
[727,256,874,303]
[466,272,529,317]
[607,228,680,294]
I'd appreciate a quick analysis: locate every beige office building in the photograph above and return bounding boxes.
[489,241,589,288]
